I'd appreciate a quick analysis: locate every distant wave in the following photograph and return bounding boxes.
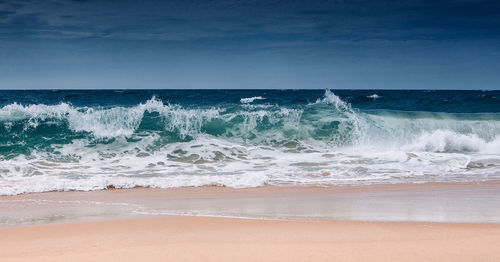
[240,96,265,103]
[367,94,380,99]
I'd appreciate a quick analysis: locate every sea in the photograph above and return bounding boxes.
[1,89,499,195]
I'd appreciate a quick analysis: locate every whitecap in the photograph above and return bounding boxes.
[240,96,265,103]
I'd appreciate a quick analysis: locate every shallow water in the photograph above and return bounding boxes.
[2,184,500,226]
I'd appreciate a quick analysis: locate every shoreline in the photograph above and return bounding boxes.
[2,181,500,227]
[6,179,500,197]
[1,216,499,262]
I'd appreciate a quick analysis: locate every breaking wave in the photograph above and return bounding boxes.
[1,90,500,195]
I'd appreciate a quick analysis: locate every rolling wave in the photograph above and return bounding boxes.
[1,90,500,195]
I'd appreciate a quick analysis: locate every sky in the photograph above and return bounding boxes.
[0,0,499,89]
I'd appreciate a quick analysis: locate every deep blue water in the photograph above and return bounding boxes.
[1,89,499,113]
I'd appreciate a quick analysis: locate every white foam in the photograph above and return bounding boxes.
[403,130,500,153]
[1,132,498,195]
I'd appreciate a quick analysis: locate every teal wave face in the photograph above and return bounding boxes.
[1,91,500,159]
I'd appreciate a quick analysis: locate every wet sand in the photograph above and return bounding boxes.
[2,182,500,226]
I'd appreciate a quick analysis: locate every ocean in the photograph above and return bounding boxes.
[1,89,499,195]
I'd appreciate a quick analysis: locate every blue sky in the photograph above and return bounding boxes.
[1,0,499,89]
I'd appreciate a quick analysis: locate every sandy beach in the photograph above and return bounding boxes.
[1,182,500,261]
[1,216,500,262]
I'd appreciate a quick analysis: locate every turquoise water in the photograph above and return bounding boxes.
[1,89,500,195]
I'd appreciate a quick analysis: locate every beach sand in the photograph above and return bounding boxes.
[1,182,500,261]
[1,216,500,262]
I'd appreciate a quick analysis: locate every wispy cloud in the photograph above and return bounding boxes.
[1,0,497,46]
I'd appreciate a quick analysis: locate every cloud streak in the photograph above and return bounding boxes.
[1,0,497,44]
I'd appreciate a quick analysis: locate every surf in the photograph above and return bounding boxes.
[1,90,500,195]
